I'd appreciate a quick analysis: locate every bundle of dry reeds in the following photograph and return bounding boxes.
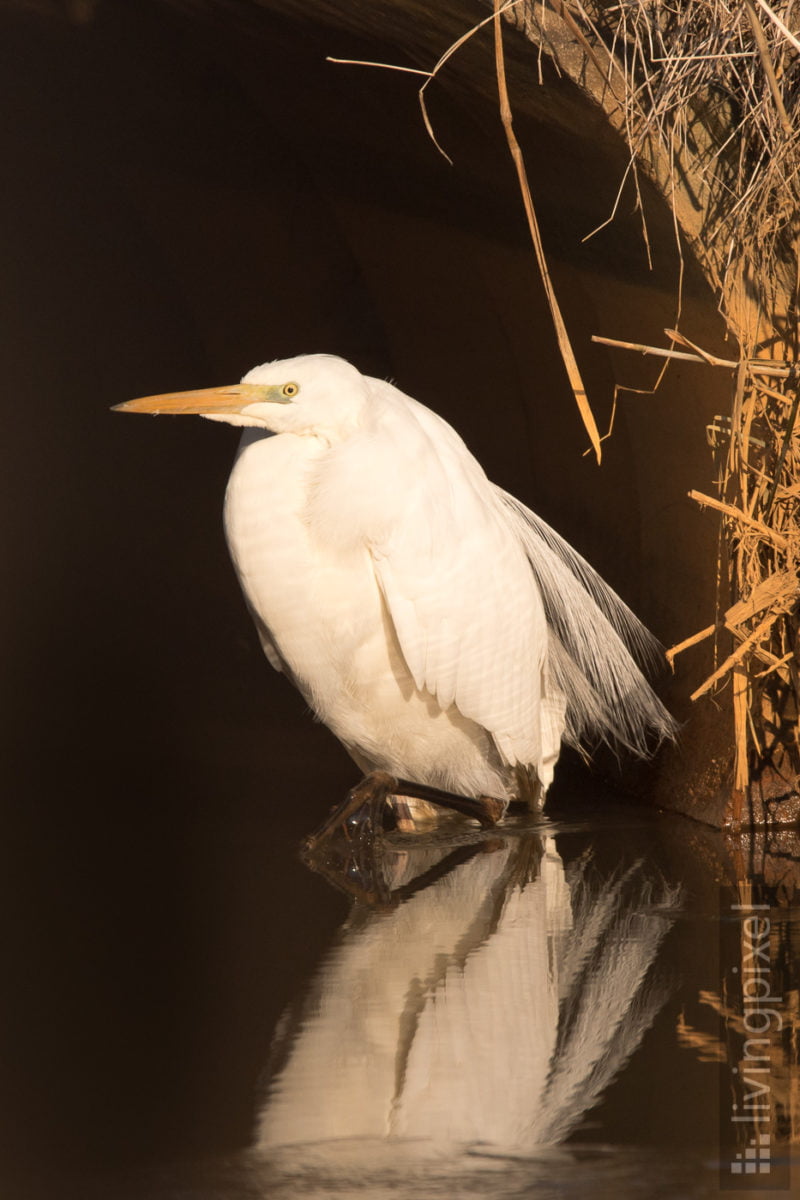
[592,332,799,806]
[508,0,800,801]
[690,361,799,810]
[512,0,800,331]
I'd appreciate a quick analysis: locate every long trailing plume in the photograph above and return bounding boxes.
[496,488,677,756]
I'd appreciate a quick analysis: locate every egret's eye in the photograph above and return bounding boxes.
[282,382,299,398]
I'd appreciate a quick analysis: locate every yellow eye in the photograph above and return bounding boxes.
[282,381,299,398]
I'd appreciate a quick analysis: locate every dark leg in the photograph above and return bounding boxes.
[394,778,506,828]
[303,771,505,855]
[302,773,507,903]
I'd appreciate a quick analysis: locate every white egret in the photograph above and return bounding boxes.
[116,354,675,834]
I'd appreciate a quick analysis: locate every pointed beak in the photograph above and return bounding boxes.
[113,383,263,416]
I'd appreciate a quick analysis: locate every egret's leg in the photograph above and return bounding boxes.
[304,772,505,852]
[393,779,505,828]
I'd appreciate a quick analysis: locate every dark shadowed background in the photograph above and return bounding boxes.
[0,0,738,1186]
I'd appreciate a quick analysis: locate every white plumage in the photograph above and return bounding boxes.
[118,353,675,818]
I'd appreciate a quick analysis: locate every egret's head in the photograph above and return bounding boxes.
[114,354,370,440]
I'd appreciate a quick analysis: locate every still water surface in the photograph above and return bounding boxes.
[4,770,798,1200]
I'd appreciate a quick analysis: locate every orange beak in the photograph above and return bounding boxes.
[113,383,264,416]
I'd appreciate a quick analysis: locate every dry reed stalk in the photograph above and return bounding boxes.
[691,610,781,702]
[591,334,795,377]
[492,0,602,462]
[688,490,790,549]
[329,0,604,461]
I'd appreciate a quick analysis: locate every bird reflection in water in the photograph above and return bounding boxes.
[255,822,681,1185]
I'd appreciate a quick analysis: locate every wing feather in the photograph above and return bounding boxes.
[363,385,549,769]
[312,375,674,780]
[495,489,677,754]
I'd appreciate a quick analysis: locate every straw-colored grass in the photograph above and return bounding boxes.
[501,1,800,805]
[594,331,798,806]
[507,0,800,332]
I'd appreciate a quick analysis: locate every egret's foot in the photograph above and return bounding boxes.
[301,772,397,905]
[303,770,395,853]
[303,772,505,863]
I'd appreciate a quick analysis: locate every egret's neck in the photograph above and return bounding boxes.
[235,427,276,457]
[231,427,326,476]
[225,429,327,543]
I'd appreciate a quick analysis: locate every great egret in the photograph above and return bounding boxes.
[115,354,675,834]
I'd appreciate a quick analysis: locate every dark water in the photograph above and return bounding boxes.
[1,752,798,1200]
